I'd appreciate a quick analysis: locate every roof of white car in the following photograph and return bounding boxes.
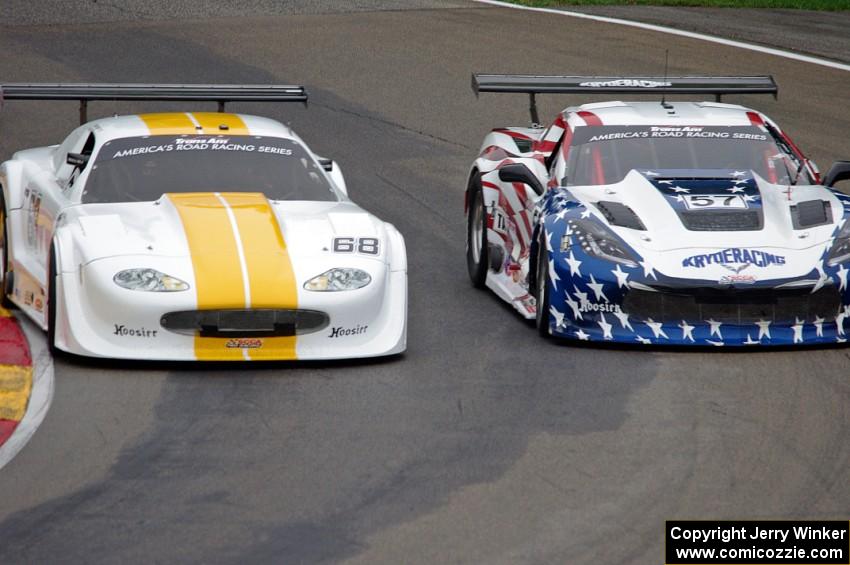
[86,112,296,140]
[570,100,760,127]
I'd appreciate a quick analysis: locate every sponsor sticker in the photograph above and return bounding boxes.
[113,324,158,338]
[682,248,785,269]
[225,338,263,349]
[579,302,622,314]
[328,325,368,338]
[579,79,672,88]
[719,274,757,285]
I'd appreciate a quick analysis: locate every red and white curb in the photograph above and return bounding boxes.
[0,314,54,470]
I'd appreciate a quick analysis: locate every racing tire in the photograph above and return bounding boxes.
[466,180,489,288]
[535,232,551,338]
[0,199,13,308]
[47,245,59,356]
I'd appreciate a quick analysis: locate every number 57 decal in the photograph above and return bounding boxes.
[332,237,380,255]
[683,194,748,210]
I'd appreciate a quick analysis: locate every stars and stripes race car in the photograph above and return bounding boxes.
[0,84,406,360]
[466,75,850,346]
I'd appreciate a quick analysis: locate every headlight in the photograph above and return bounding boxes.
[304,268,371,291]
[113,268,189,292]
[564,219,639,267]
[827,220,850,266]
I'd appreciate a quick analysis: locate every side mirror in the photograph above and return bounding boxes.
[66,152,89,168]
[823,161,850,188]
[498,163,544,196]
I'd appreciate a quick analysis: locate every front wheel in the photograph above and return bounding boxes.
[466,182,489,288]
[535,233,551,338]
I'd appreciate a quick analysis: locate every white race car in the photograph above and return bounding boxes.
[0,84,406,360]
[467,75,850,346]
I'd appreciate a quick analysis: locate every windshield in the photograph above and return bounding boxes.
[565,125,811,187]
[83,135,338,203]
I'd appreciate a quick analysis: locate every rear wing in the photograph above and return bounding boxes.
[471,74,778,124]
[0,83,308,124]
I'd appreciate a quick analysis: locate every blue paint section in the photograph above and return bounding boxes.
[537,182,850,346]
[644,168,763,214]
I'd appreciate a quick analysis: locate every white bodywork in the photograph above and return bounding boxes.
[0,113,407,360]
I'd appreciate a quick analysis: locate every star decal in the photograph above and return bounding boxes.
[573,285,590,308]
[743,194,759,203]
[587,275,607,302]
[546,231,554,252]
[814,315,825,337]
[792,317,805,344]
[755,319,771,340]
[598,313,613,340]
[549,306,565,329]
[744,334,759,345]
[836,306,848,336]
[555,208,569,221]
[671,186,690,194]
[644,318,668,339]
[612,264,630,288]
[728,185,746,194]
[811,262,829,293]
[658,180,673,185]
[706,319,723,339]
[837,264,848,292]
[565,250,582,277]
[678,320,695,342]
[639,259,657,280]
[613,310,633,331]
[580,208,592,219]
[643,171,660,177]
[705,340,725,347]
[548,259,561,290]
[731,170,747,177]
[575,329,590,341]
[564,293,583,320]
[635,335,651,345]
[838,336,847,344]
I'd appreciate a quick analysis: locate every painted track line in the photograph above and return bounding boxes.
[0,315,54,470]
[473,0,850,73]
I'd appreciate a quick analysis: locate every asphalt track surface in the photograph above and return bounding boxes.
[1,2,850,563]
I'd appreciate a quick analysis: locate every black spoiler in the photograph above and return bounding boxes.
[0,83,308,124]
[472,74,778,124]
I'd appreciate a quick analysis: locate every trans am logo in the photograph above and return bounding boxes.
[682,248,786,269]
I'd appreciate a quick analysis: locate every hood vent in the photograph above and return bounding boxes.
[594,201,646,230]
[679,210,762,231]
[792,200,832,229]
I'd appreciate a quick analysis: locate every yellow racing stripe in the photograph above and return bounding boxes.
[221,193,298,360]
[139,113,197,135]
[191,112,249,134]
[169,192,298,361]
[139,112,248,135]
[169,193,247,360]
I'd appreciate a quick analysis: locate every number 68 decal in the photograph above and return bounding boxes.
[332,237,380,255]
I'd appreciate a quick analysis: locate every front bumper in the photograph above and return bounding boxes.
[545,260,850,347]
[54,256,407,361]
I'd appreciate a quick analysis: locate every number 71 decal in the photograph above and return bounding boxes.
[332,237,380,255]
[682,194,747,210]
